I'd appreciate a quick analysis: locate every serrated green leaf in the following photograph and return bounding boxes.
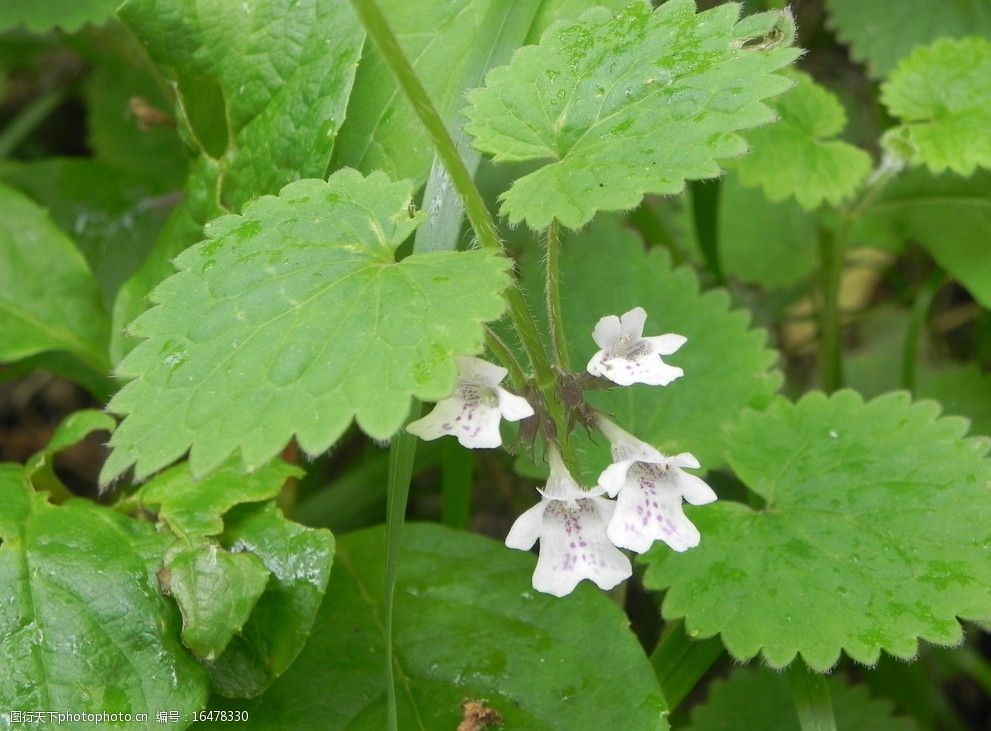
[732,72,872,210]
[0,0,119,33]
[520,216,781,468]
[0,181,110,373]
[464,0,800,229]
[0,471,208,723]
[205,523,667,729]
[881,37,991,176]
[644,390,991,671]
[826,0,991,78]
[853,169,991,307]
[129,458,299,540]
[334,0,636,185]
[164,540,270,661]
[120,0,364,211]
[103,170,511,483]
[686,666,918,731]
[719,172,817,289]
[208,502,335,698]
[1,159,174,308]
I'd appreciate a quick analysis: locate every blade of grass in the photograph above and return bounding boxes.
[786,661,837,731]
[650,619,724,711]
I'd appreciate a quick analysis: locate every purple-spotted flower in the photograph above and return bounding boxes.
[597,418,716,554]
[505,448,632,597]
[406,356,533,449]
[586,306,686,386]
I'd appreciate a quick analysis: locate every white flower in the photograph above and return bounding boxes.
[406,356,534,448]
[597,418,716,554]
[505,449,632,597]
[586,306,686,386]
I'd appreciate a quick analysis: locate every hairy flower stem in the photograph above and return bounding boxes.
[545,220,569,369]
[351,0,581,473]
[484,327,527,389]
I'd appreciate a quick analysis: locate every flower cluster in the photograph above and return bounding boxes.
[407,308,714,596]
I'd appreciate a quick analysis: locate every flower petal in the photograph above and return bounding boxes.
[645,333,687,355]
[592,314,622,349]
[532,499,631,596]
[496,387,535,422]
[598,418,667,464]
[676,469,717,505]
[598,354,683,387]
[406,386,503,448]
[505,500,547,551]
[586,349,609,379]
[606,467,701,553]
[456,355,507,387]
[669,452,701,470]
[598,459,636,497]
[619,306,648,339]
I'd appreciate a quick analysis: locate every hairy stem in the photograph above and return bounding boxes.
[351,0,582,475]
[348,0,554,389]
[545,219,569,369]
[485,326,527,389]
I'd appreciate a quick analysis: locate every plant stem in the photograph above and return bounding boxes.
[545,219,569,369]
[0,86,68,158]
[816,224,844,393]
[350,0,552,387]
[384,407,421,731]
[441,439,473,529]
[350,0,580,474]
[649,619,724,712]
[689,179,723,284]
[786,661,837,731]
[816,160,900,394]
[901,270,944,391]
[485,326,527,388]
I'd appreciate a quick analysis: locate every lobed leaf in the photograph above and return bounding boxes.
[826,0,991,78]
[103,170,511,483]
[334,0,636,185]
[0,0,118,33]
[881,37,991,176]
[129,458,299,540]
[464,0,800,229]
[732,72,872,210]
[686,666,918,731]
[643,390,991,671]
[205,523,667,729]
